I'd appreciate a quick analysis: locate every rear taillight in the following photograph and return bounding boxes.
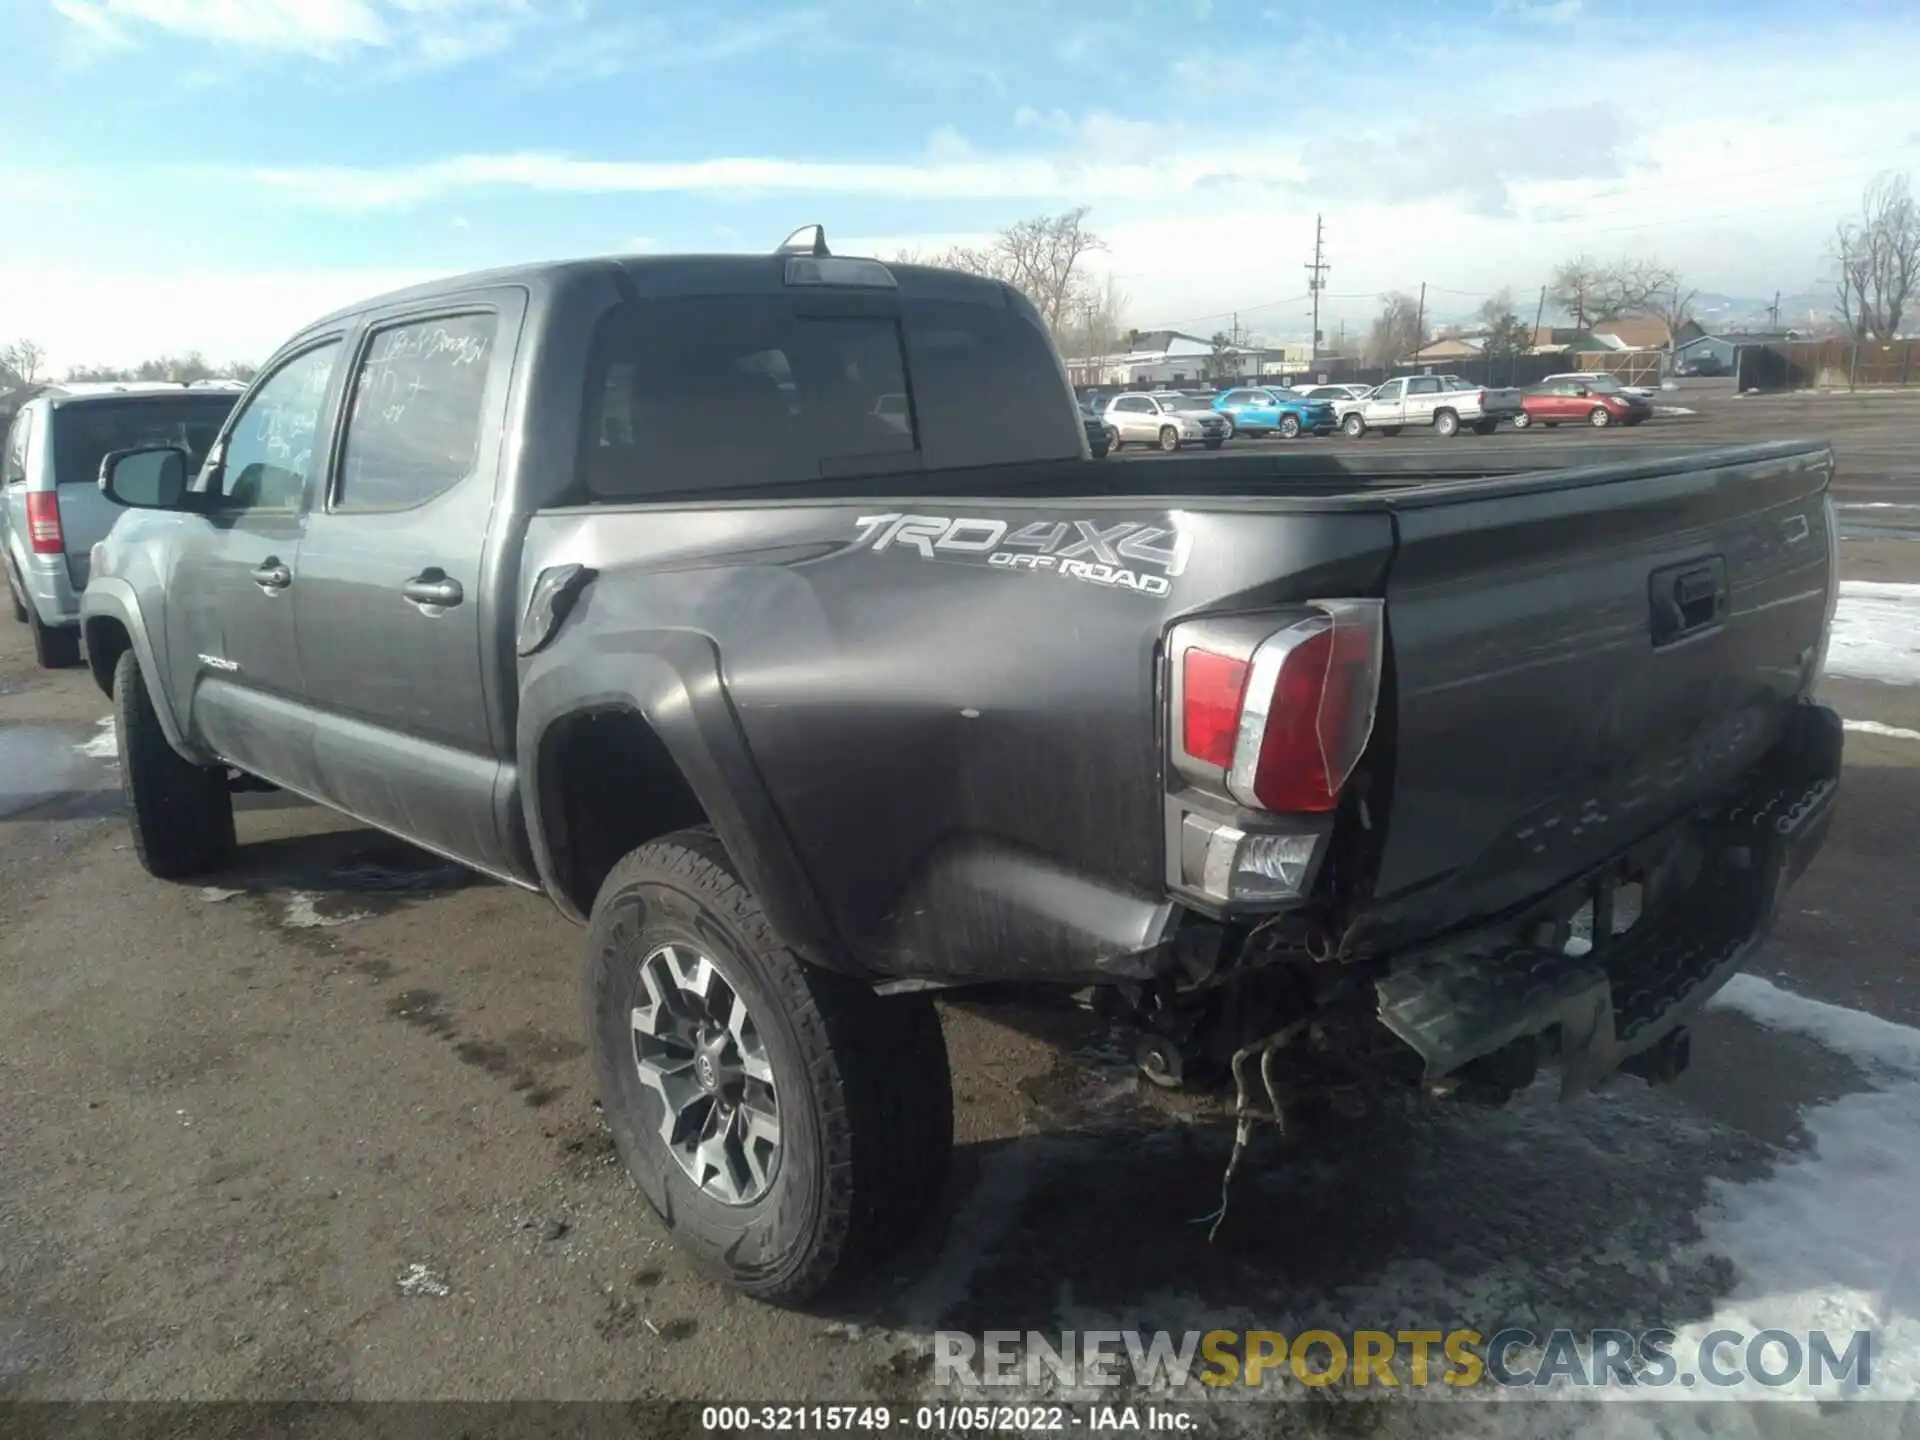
[25,492,63,554]
[1175,600,1384,814]
[1181,649,1250,768]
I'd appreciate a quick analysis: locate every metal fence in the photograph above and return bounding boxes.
[1734,339,1920,391]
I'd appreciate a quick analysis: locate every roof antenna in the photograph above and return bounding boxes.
[777,224,830,258]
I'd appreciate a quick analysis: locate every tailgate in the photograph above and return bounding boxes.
[1366,442,1834,938]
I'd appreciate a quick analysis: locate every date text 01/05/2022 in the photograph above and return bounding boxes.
[698,1404,1195,1431]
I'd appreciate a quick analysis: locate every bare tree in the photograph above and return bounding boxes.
[1549,257,1605,329]
[1,338,48,387]
[1200,331,1241,383]
[1476,287,1518,331]
[1652,280,1699,361]
[64,354,257,384]
[933,208,1107,337]
[1835,171,1920,341]
[1056,271,1130,360]
[1549,257,1677,326]
[1364,292,1426,365]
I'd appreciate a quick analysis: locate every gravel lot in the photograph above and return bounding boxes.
[3,391,1917,1434]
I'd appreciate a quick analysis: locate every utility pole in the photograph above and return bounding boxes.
[1304,214,1329,362]
[1412,281,1427,368]
[1768,290,1781,328]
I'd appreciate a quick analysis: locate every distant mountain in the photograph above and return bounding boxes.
[1687,290,1838,332]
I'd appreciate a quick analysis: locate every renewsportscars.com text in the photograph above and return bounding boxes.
[934,1328,1874,1392]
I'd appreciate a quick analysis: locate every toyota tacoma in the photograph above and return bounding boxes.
[82,233,1842,1304]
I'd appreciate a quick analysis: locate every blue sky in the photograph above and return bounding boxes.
[3,0,1918,367]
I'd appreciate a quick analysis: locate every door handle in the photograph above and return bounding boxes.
[402,570,463,609]
[250,559,292,592]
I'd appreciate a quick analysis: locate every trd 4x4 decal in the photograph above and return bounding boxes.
[851,513,1191,598]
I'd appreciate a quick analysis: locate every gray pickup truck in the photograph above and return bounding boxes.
[82,235,1842,1304]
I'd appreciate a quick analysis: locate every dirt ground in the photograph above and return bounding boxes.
[3,392,1917,1434]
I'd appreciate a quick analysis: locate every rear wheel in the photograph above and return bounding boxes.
[1342,413,1367,439]
[1158,426,1181,453]
[587,829,953,1303]
[115,648,235,878]
[30,611,82,669]
[1279,414,1302,439]
[1433,408,1460,438]
[1589,406,1612,428]
[1473,418,1500,435]
[1511,411,1533,430]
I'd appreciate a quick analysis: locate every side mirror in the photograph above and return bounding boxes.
[99,446,193,510]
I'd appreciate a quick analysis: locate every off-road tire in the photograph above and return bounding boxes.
[30,611,82,669]
[586,827,953,1304]
[1433,408,1460,438]
[1158,425,1181,453]
[114,648,235,878]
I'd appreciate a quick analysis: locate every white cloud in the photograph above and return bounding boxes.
[0,264,448,373]
[1495,0,1588,20]
[48,0,537,61]
[236,147,1310,209]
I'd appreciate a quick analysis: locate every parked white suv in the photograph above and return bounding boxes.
[1103,392,1229,453]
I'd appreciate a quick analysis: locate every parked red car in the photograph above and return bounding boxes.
[1511,377,1651,429]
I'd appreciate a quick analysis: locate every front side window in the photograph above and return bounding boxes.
[212,342,341,514]
[336,313,498,512]
[1376,381,1403,400]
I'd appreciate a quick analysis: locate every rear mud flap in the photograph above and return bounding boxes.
[1376,751,1839,1098]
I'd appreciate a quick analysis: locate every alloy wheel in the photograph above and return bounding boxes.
[630,943,781,1205]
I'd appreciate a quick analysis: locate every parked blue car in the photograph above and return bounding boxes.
[1211,386,1336,439]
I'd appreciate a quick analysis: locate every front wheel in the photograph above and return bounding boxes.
[1511,411,1533,430]
[1158,426,1181,453]
[1589,406,1612,428]
[1342,414,1367,439]
[1279,414,1302,439]
[115,648,236,878]
[587,829,953,1303]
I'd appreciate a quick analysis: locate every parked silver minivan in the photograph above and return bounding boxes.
[4,383,241,667]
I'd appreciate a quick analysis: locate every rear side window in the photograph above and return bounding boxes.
[581,297,913,500]
[4,412,29,483]
[898,297,1079,470]
[336,313,498,512]
[50,396,237,488]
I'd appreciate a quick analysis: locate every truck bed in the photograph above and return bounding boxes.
[523,438,1835,988]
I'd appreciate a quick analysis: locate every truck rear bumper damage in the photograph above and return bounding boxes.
[1375,703,1842,1097]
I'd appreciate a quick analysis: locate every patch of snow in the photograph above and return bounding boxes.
[1844,718,1920,743]
[281,892,370,929]
[397,1263,449,1298]
[1838,502,1920,511]
[1655,405,1697,416]
[197,886,245,903]
[75,717,117,760]
[1827,582,1920,686]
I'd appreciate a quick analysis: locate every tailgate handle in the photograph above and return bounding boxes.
[1649,557,1727,646]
